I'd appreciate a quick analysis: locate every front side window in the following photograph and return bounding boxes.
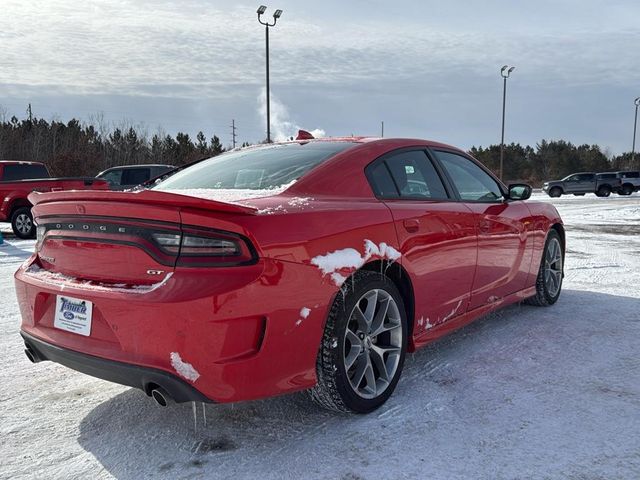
[156,142,355,191]
[98,169,123,185]
[434,150,503,202]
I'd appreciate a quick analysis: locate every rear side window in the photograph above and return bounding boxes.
[367,150,448,200]
[2,163,49,181]
[619,171,639,178]
[434,150,503,202]
[156,142,355,191]
[367,162,399,198]
[122,168,151,185]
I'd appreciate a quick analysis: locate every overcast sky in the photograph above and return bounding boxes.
[1,0,639,153]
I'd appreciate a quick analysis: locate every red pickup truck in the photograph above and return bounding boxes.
[0,161,109,238]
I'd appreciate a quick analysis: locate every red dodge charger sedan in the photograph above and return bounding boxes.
[15,137,564,413]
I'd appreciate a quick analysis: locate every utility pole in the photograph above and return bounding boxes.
[632,97,640,167]
[381,121,384,138]
[231,119,237,149]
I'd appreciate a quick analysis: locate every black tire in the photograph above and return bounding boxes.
[548,187,562,198]
[10,207,36,239]
[525,229,563,307]
[310,270,408,413]
[596,185,611,197]
[620,184,633,196]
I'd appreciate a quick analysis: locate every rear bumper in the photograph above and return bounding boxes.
[21,331,210,403]
[14,256,335,403]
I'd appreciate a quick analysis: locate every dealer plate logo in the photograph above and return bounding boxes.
[54,295,93,337]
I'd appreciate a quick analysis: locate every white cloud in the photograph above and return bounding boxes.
[1,0,638,99]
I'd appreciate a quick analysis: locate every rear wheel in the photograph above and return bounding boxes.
[11,207,36,239]
[310,270,407,413]
[525,230,563,307]
[620,184,633,196]
[596,185,611,197]
[548,187,562,198]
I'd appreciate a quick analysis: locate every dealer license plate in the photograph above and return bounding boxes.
[54,295,93,336]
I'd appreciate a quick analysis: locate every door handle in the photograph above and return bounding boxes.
[403,218,420,233]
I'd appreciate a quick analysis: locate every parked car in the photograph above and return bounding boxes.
[542,171,621,197]
[0,160,109,238]
[96,164,173,190]
[16,137,564,413]
[135,158,208,190]
[616,171,640,195]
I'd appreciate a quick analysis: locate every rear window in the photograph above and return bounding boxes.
[618,171,640,178]
[1,163,49,181]
[155,142,354,191]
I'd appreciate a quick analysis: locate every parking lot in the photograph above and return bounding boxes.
[1,193,639,480]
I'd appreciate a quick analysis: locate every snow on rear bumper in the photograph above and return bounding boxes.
[14,256,336,403]
[21,331,210,403]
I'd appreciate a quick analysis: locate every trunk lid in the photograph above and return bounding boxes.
[30,190,258,285]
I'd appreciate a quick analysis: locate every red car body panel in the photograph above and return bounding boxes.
[15,138,563,403]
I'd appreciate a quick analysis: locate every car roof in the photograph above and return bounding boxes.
[102,164,173,170]
[0,160,46,166]
[271,136,463,150]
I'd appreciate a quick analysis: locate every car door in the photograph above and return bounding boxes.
[366,148,477,334]
[431,149,533,310]
[569,173,595,193]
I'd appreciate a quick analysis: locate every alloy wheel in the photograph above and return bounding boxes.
[544,237,563,297]
[343,289,403,399]
[15,214,32,235]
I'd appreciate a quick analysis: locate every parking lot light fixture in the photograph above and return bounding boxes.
[499,65,515,181]
[257,5,283,143]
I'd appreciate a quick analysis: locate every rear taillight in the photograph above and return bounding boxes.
[153,230,256,266]
[180,235,239,255]
[152,233,181,254]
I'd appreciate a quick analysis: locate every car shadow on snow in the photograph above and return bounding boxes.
[76,289,640,479]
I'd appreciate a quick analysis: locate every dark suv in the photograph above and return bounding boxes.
[542,172,621,197]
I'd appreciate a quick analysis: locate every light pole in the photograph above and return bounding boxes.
[499,65,515,181]
[632,97,640,166]
[257,5,283,143]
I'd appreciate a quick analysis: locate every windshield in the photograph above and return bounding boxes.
[154,142,355,192]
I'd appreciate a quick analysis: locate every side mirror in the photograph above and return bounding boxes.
[507,183,532,201]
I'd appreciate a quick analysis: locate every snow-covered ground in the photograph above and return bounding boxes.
[1,193,639,479]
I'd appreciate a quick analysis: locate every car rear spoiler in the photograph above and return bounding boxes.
[28,189,259,215]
